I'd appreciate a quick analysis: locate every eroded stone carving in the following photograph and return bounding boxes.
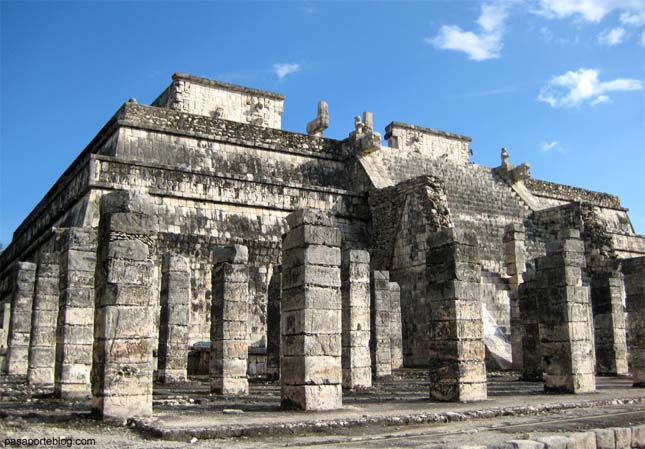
[306,101,329,137]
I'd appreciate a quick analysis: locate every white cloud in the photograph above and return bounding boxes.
[427,2,509,61]
[620,11,645,25]
[538,68,643,108]
[641,30,645,45]
[541,141,560,152]
[598,27,626,45]
[535,0,645,23]
[272,63,301,79]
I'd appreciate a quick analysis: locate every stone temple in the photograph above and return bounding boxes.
[0,72,644,418]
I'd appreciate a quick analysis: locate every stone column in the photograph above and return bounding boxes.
[0,302,10,373]
[55,227,97,399]
[210,245,249,396]
[518,265,542,381]
[503,223,526,371]
[27,253,60,385]
[389,282,403,371]
[6,261,37,376]
[371,270,392,378]
[427,228,487,402]
[591,264,628,376]
[266,266,282,380]
[157,253,191,383]
[622,256,645,387]
[281,209,342,410]
[92,191,158,419]
[537,229,595,394]
[341,249,371,389]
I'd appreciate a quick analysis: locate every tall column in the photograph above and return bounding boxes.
[28,253,60,385]
[341,249,371,389]
[622,256,645,387]
[518,265,542,381]
[503,223,526,371]
[537,229,595,394]
[591,264,628,375]
[389,281,403,371]
[6,261,37,376]
[427,228,487,402]
[266,266,282,380]
[0,302,10,373]
[281,209,342,410]
[92,190,158,419]
[157,253,191,383]
[371,270,392,378]
[210,245,249,396]
[55,227,97,399]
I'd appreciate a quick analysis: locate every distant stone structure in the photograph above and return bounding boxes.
[0,72,644,417]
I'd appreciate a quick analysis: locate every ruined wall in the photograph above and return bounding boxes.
[152,73,284,129]
[368,176,451,366]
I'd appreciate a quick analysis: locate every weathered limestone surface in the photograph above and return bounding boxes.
[157,253,191,383]
[504,223,526,371]
[210,244,250,396]
[389,281,403,371]
[0,302,10,372]
[537,229,595,394]
[427,228,487,402]
[281,209,342,410]
[27,253,60,385]
[591,265,628,376]
[266,266,282,380]
[92,190,159,419]
[370,270,392,378]
[55,227,97,399]
[6,261,37,376]
[622,256,645,387]
[518,265,542,381]
[341,249,371,389]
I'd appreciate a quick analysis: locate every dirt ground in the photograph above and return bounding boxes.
[2,370,645,448]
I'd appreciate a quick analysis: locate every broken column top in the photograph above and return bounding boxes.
[428,227,477,248]
[100,190,155,215]
[213,244,249,264]
[285,208,335,229]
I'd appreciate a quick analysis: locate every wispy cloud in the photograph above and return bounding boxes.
[535,0,645,23]
[427,2,509,61]
[272,63,301,79]
[541,140,561,152]
[598,27,626,45]
[538,68,643,108]
[458,86,516,98]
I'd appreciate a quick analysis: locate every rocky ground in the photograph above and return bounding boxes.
[1,370,645,448]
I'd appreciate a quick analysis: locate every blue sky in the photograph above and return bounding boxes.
[1,0,644,247]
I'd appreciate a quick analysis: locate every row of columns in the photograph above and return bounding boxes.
[517,228,645,392]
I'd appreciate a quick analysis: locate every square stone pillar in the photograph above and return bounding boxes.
[55,227,97,399]
[622,256,645,387]
[0,302,10,373]
[281,209,342,410]
[92,191,158,419]
[28,253,60,385]
[6,261,37,376]
[537,229,595,394]
[210,245,250,396]
[427,228,487,402]
[503,223,526,371]
[389,282,403,371]
[266,266,282,380]
[518,266,542,381]
[157,253,191,383]
[341,249,371,389]
[371,270,392,378]
[591,265,628,376]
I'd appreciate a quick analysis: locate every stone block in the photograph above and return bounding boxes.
[535,436,574,449]
[282,225,341,250]
[211,377,248,396]
[281,384,342,411]
[613,427,631,449]
[282,285,341,312]
[283,333,341,356]
[285,208,335,229]
[283,245,341,268]
[570,432,597,449]
[282,265,341,289]
[213,244,249,264]
[631,425,645,448]
[596,428,616,449]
